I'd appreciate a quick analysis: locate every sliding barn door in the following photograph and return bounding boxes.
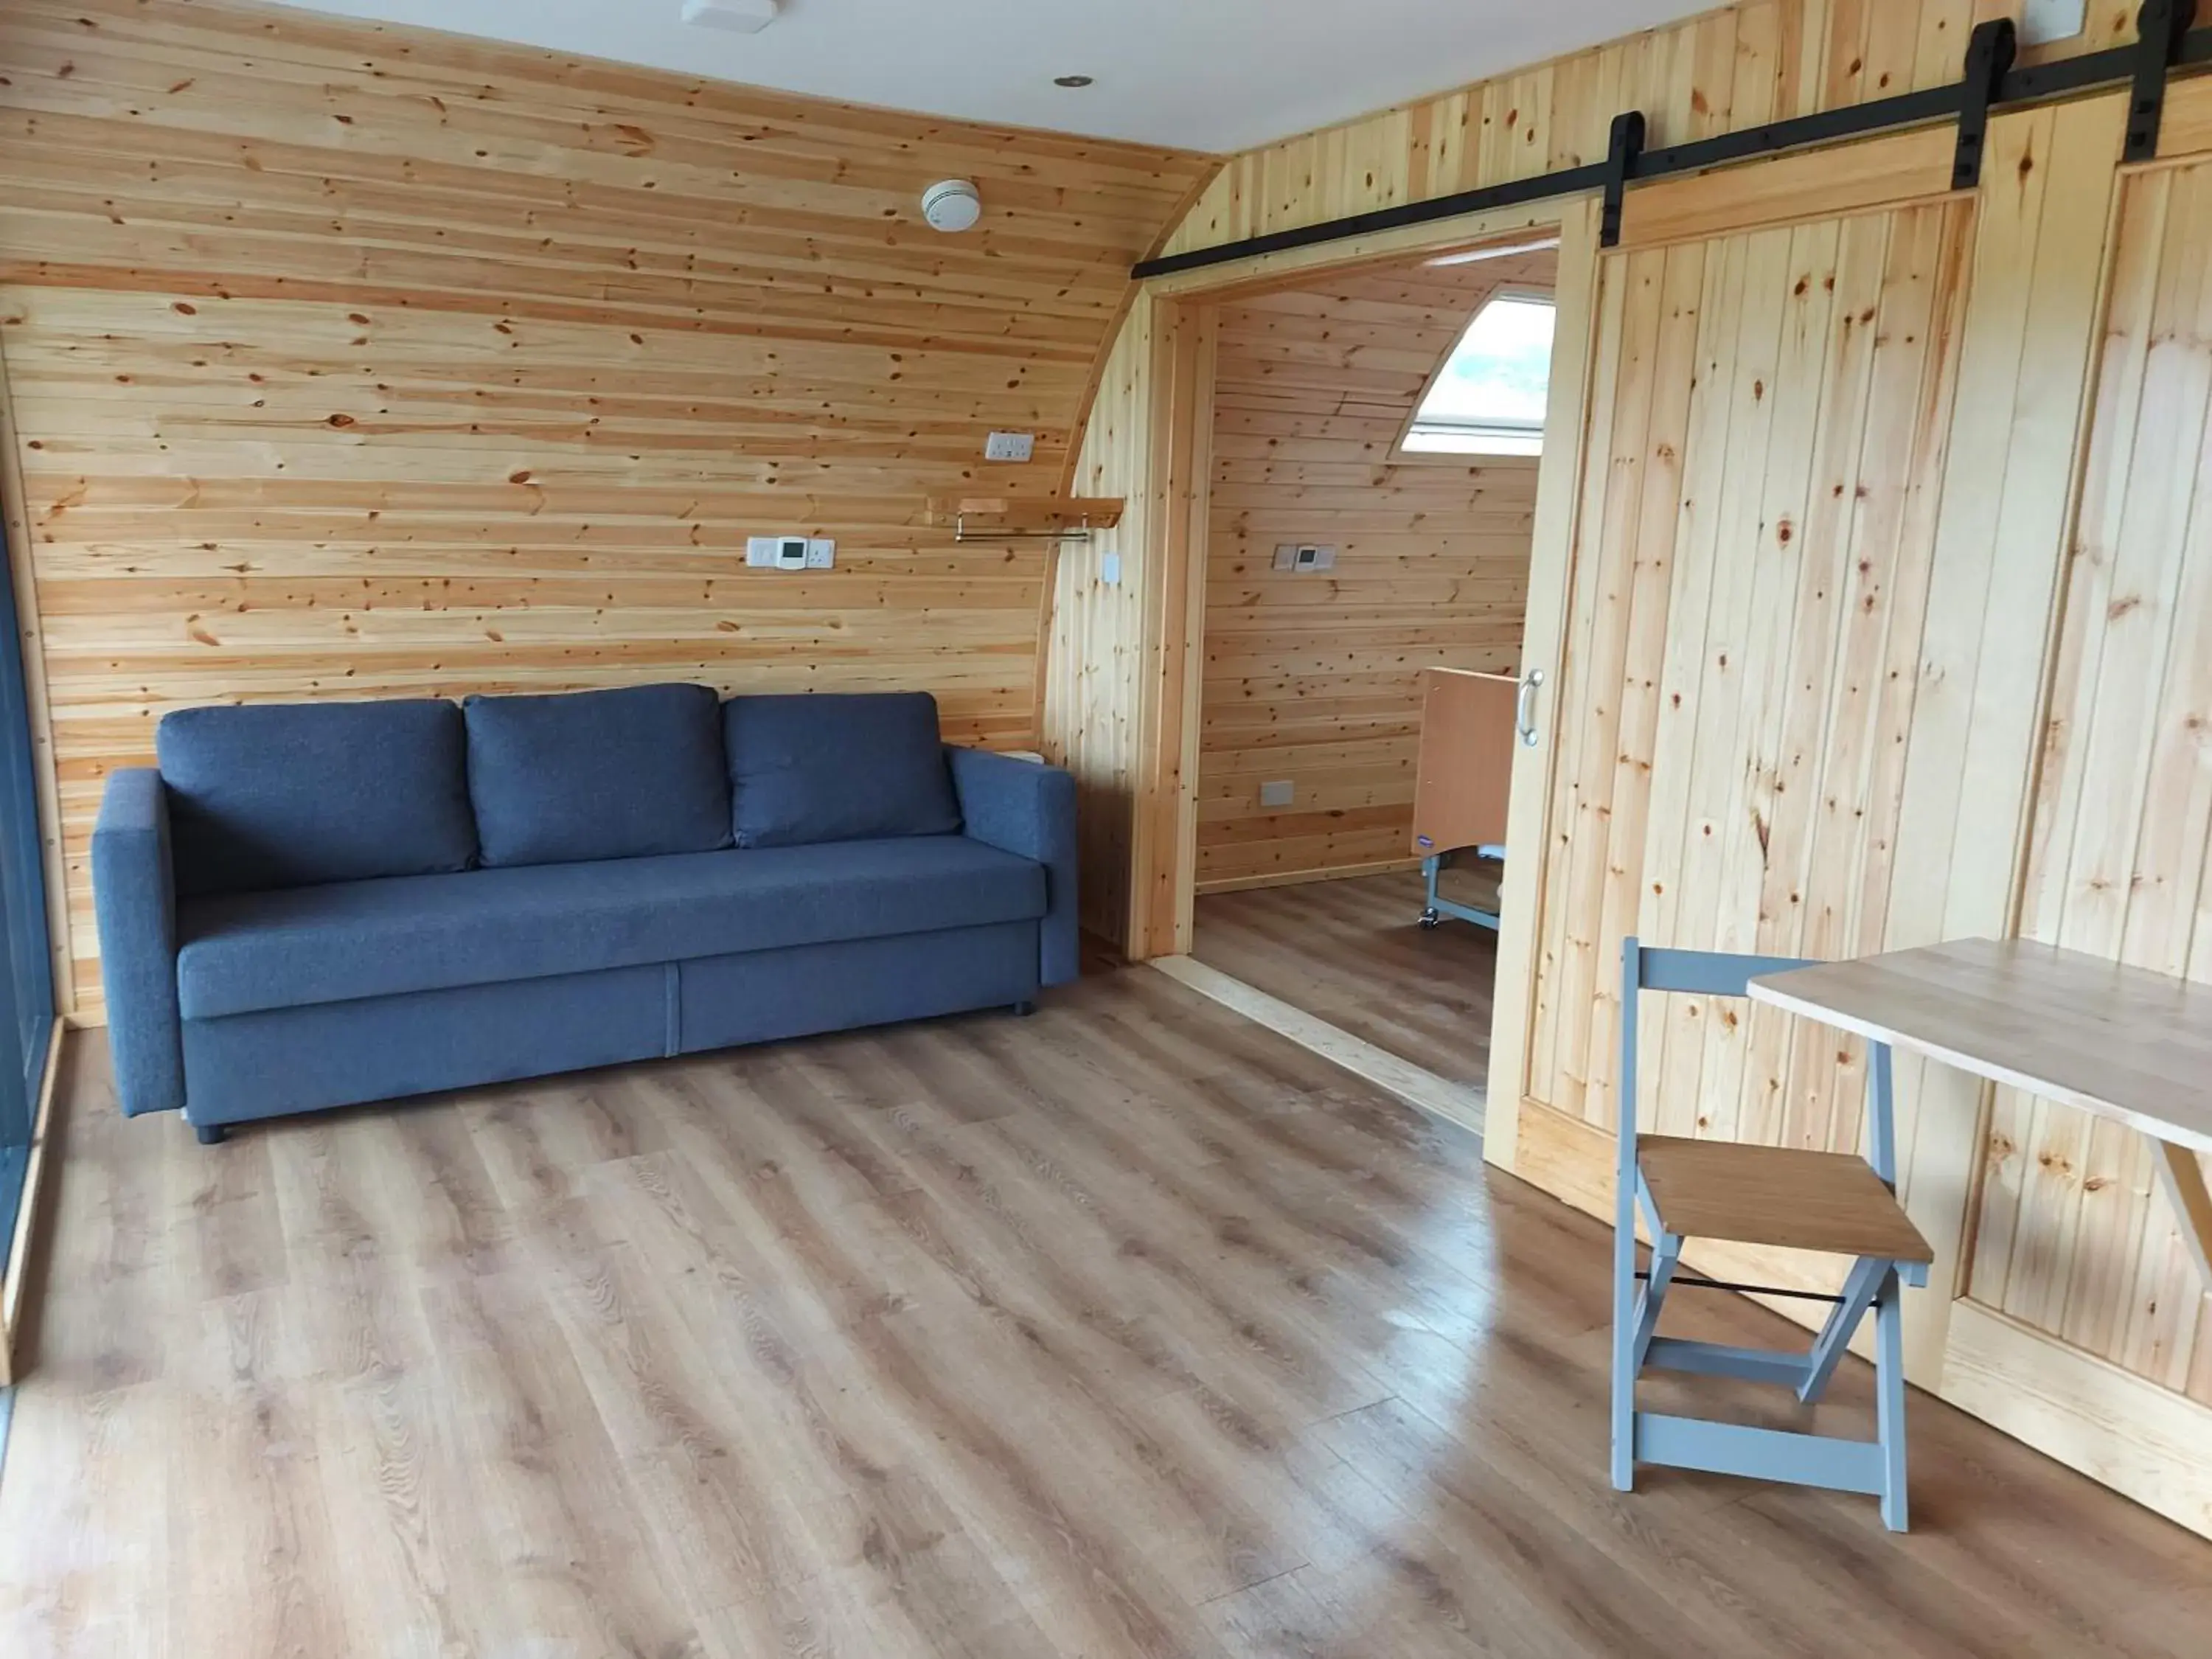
[1495,100,2131,1331]
[1526,175,1975,1185]
[1490,91,2212,1532]
[1941,88,2212,1532]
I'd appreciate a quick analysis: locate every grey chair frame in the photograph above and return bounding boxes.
[1613,936,1928,1531]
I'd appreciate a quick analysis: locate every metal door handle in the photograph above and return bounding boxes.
[1516,669,1545,748]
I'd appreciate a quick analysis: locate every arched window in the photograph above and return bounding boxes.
[1401,291,1555,456]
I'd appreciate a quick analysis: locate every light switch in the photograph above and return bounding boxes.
[1100,552,1122,585]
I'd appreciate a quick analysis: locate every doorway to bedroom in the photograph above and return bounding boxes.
[1180,235,1561,1106]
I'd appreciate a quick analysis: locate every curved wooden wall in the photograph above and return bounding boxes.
[0,0,1212,1016]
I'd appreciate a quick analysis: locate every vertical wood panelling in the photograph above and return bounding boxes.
[1196,254,1551,888]
[1523,195,1981,1165]
[1514,95,2127,1354]
[1876,92,2129,1374]
[1970,156,2212,1408]
[0,0,1211,1014]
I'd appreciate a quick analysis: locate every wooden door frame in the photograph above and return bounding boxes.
[1121,198,1599,967]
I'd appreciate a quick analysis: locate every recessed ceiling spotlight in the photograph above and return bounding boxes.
[1054,74,1095,88]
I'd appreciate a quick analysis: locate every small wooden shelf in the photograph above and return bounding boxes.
[924,495,1124,543]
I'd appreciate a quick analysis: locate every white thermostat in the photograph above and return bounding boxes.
[748,535,809,569]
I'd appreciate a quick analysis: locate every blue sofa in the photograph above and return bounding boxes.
[91,686,1077,1143]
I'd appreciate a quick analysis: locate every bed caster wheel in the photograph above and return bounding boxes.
[194,1122,228,1146]
[1010,1000,1038,1017]
[1419,910,1442,930]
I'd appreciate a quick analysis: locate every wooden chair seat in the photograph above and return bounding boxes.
[1638,1135,1933,1263]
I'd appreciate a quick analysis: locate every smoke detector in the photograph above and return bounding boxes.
[921,179,983,234]
[681,0,778,32]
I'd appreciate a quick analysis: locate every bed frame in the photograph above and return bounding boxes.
[1411,667,1519,933]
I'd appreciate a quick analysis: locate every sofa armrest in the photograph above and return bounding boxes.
[92,768,187,1116]
[947,747,1079,987]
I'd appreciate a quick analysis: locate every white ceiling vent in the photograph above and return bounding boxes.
[681,0,779,33]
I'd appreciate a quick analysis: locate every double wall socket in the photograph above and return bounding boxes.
[984,431,1036,462]
[746,535,835,570]
[1273,543,1337,572]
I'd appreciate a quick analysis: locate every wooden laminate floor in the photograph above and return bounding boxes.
[1,965,2206,1658]
[1194,870,1498,1085]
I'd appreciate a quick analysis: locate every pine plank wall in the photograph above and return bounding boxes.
[0,0,1213,1018]
[1197,253,1551,891]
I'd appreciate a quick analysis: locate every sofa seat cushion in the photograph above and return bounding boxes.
[158,698,476,898]
[175,837,1047,1020]
[465,683,731,868]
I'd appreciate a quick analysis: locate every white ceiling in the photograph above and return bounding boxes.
[264,0,1716,153]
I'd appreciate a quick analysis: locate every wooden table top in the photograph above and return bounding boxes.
[1748,938,2212,1157]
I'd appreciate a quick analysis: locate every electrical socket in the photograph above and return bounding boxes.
[805,538,835,569]
[984,431,1036,462]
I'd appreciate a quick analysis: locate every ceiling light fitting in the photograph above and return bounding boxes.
[1054,74,1095,88]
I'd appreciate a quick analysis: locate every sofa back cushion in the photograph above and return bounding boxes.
[725,692,961,848]
[158,698,477,898]
[465,683,731,868]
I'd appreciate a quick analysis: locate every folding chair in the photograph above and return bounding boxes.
[1613,938,1933,1531]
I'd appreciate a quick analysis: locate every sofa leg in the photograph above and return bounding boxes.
[194,1122,228,1146]
[1011,1000,1038,1017]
